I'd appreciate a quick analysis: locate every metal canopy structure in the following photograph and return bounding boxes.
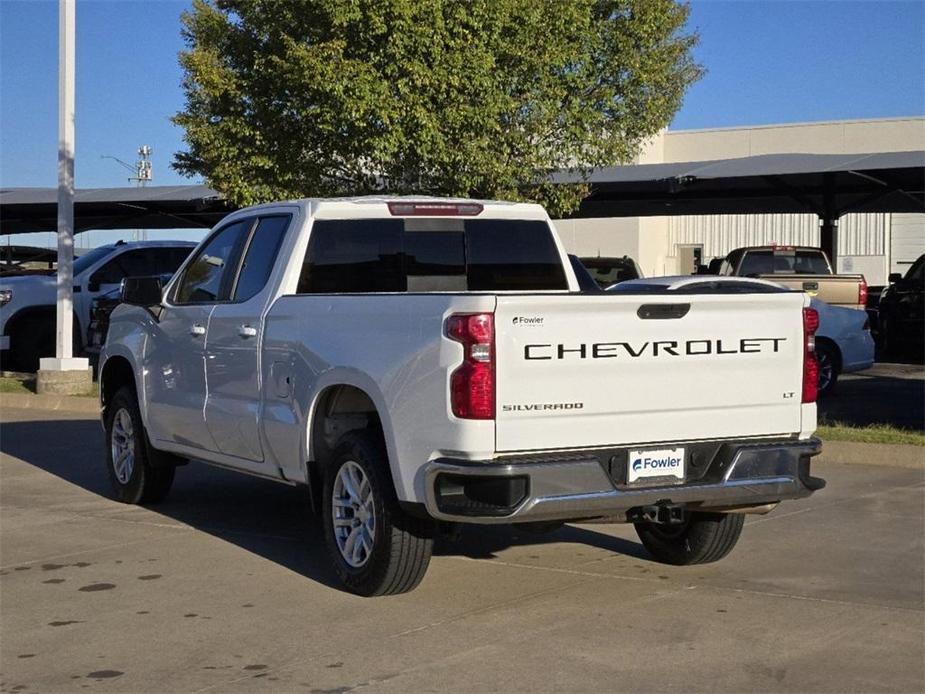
[2,151,923,264]
[554,150,925,262]
[0,184,231,234]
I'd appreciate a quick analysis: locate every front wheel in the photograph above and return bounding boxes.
[322,431,435,596]
[634,512,744,565]
[104,386,175,504]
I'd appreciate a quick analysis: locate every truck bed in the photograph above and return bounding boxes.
[756,273,864,309]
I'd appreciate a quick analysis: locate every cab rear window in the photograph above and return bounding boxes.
[739,250,831,276]
[298,218,567,293]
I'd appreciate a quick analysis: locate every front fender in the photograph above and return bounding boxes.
[100,305,154,428]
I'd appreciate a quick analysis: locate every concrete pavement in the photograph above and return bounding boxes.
[1,406,923,693]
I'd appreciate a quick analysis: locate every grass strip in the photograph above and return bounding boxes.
[817,422,925,446]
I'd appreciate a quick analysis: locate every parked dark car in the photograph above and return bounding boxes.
[875,254,924,359]
[578,255,642,289]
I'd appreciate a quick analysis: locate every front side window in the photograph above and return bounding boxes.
[74,246,117,275]
[174,220,252,304]
[297,218,567,294]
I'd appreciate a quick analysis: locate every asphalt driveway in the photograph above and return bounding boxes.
[1,406,923,693]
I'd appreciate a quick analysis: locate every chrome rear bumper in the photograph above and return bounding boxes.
[423,438,823,524]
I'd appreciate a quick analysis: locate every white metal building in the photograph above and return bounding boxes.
[555,116,925,284]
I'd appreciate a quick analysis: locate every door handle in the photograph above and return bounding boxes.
[190,324,206,336]
[238,324,258,338]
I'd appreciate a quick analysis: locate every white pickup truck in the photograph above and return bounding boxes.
[99,198,825,596]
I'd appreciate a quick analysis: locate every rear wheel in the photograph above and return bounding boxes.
[815,342,839,396]
[104,386,175,504]
[634,512,744,565]
[322,431,435,596]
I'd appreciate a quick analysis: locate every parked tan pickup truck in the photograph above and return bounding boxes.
[717,245,867,309]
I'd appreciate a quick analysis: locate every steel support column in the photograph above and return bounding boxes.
[819,173,839,267]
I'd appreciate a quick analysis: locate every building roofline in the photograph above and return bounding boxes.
[667,115,925,136]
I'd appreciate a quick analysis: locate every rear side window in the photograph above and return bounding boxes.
[298,220,403,293]
[233,215,291,301]
[298,218,567,293]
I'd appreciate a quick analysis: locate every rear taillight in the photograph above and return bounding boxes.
[858,277,868,308]
[445,313,495,419]
[802,307,819,403]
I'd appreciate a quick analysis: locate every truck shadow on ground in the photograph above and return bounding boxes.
[0,418,649,591]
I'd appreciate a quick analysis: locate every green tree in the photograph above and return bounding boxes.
[173,0,701,216]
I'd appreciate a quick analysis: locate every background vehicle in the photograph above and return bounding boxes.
[717,245,867,310]
[578,255,642,289]
[568,255,603,293]
[811,298,875,395]
[608,276,873,396]
[100,198,823,596]
[0,240,195,371]
[85,272,176,356]
[872,254,924,359]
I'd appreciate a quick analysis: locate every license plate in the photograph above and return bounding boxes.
[627,447,685,484]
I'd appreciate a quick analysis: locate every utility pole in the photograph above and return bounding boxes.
[37,0,91,394]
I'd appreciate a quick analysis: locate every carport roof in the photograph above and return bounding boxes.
[0,184,231,234]
[1,151,922,235]
[554,150,925,218]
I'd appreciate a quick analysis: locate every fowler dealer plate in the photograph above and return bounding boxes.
[627,447,686,484]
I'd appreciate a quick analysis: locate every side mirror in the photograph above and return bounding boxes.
[888,273,902,284]
[87,281,100,292]
[121,276,163,307]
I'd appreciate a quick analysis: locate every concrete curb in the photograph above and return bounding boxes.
[816,440,924,469]
[0,391,100,415]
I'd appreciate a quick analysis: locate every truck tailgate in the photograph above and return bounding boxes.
[494,293,807,452]
[758,274,863,308]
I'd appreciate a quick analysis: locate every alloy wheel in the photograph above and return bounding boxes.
[331,460,376,568]
[110,407,135,484]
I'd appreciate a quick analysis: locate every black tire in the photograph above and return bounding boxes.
[104,386,175,504]
[9,317,82,373]
[634,512,744,565]
[322,431,435,596]
[10,320,54,373]
[815,341,839,396]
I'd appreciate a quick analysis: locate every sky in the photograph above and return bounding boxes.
[1,0,923,248]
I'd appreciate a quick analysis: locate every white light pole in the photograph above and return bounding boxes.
[37,0,90,392]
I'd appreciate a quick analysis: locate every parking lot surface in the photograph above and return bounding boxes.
[818,362,924,430]
[1,406,923,693]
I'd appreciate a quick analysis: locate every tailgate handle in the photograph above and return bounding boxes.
[803,281,819,291]
[637,303,690,320]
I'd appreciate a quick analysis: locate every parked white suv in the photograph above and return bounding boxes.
[99,198,825,596]
[0,240,195,370]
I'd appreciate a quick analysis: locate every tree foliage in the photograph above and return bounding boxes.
[173,0,701,216]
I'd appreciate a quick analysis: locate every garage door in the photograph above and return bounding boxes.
[891,213,925,274]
